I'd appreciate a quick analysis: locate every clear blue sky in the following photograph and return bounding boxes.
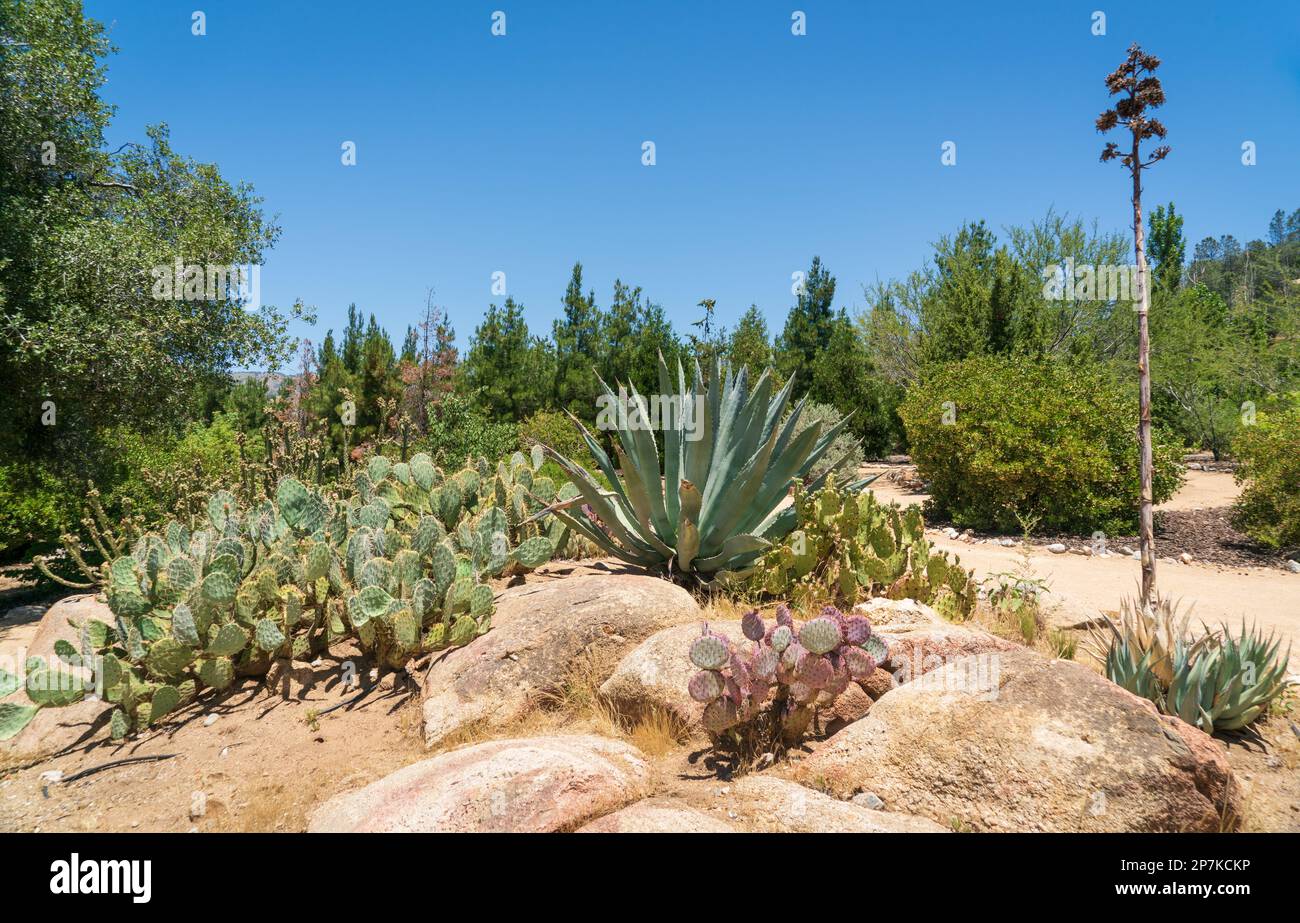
[85,0,1300,362]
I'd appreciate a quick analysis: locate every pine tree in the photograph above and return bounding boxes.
[1148,203,1186,293]
[728,305,773,375]
[340,303,365,375]
[464,297,549,420]
[776,257,837,392]
[552,262,604,416]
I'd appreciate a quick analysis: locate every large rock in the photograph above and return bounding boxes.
[0,595,112,761]
[822,682,873,735]
[725,775,946,833]
[788,649,1242,832]
[853,596,946,631]
[576,799,735,833]
[880,624,1019,683]
[860,667,896,700]
[598,620,747,730]
[421,575,700,746]
[308,735,651,832]
[854,597,1018,682]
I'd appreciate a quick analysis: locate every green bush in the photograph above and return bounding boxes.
[518,409,597,483]
[786,401,865,482]
[899,356,1183,534]
[1232,396,1300,550]
[422,392,517,467]
[103,413,246,523]
[0,464,76,558]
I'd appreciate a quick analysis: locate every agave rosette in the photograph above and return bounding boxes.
[1164,622,1292,733]
[1095,595,1292,734]
[542,354,858,580]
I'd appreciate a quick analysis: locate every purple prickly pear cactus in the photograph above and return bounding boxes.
[683,602,879,746]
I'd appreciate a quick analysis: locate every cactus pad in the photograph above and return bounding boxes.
[799,617,842,655]
[689,634,730,670]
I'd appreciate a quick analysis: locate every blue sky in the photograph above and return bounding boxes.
[86,0,1299,361]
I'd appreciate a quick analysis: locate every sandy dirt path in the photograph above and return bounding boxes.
[925,538,1298,667]
[864,467,1299,670]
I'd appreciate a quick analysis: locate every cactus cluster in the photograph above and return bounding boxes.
[7,478,344,740]
[686,604,887,745]
[742,483,975,618]
[355,446,578,581]
[4,448,584,744]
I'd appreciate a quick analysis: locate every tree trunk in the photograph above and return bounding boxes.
[1132,152,1157,608]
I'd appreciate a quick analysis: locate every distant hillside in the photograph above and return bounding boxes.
[231,371,295,397]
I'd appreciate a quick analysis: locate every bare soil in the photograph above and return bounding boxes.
[865,466,1288,570]
[0,648,427,833]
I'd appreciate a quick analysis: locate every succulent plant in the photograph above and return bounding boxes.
[542,355,856,582]
[744,482,975,617]
[359,448,575,581]
[1094,595,1291,733]
[685,604,881,747]
[4,453,567,743]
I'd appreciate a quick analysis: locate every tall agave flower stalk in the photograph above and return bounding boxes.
[542,354,858,581]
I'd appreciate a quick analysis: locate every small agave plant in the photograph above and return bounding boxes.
[686,604,888,746]
[1093,595,1292,733]
[543,355,860,582]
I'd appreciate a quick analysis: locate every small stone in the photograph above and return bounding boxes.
[1046,543,1067,554]
[998,538,1016,547]
[203,714,219,727]
[853,791,886,810]
[1285,560,1300,574]
[1179,552,1193,565]
[39,770,64,783]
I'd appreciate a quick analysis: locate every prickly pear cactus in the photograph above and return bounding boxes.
[7,448,589,746]
[686,604,881,748]
[745,483,975,617]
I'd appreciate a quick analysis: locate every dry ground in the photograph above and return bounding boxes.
[0,645,427,833]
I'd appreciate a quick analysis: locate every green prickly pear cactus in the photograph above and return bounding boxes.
[6,447,589,745]
[744,482,975,617]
